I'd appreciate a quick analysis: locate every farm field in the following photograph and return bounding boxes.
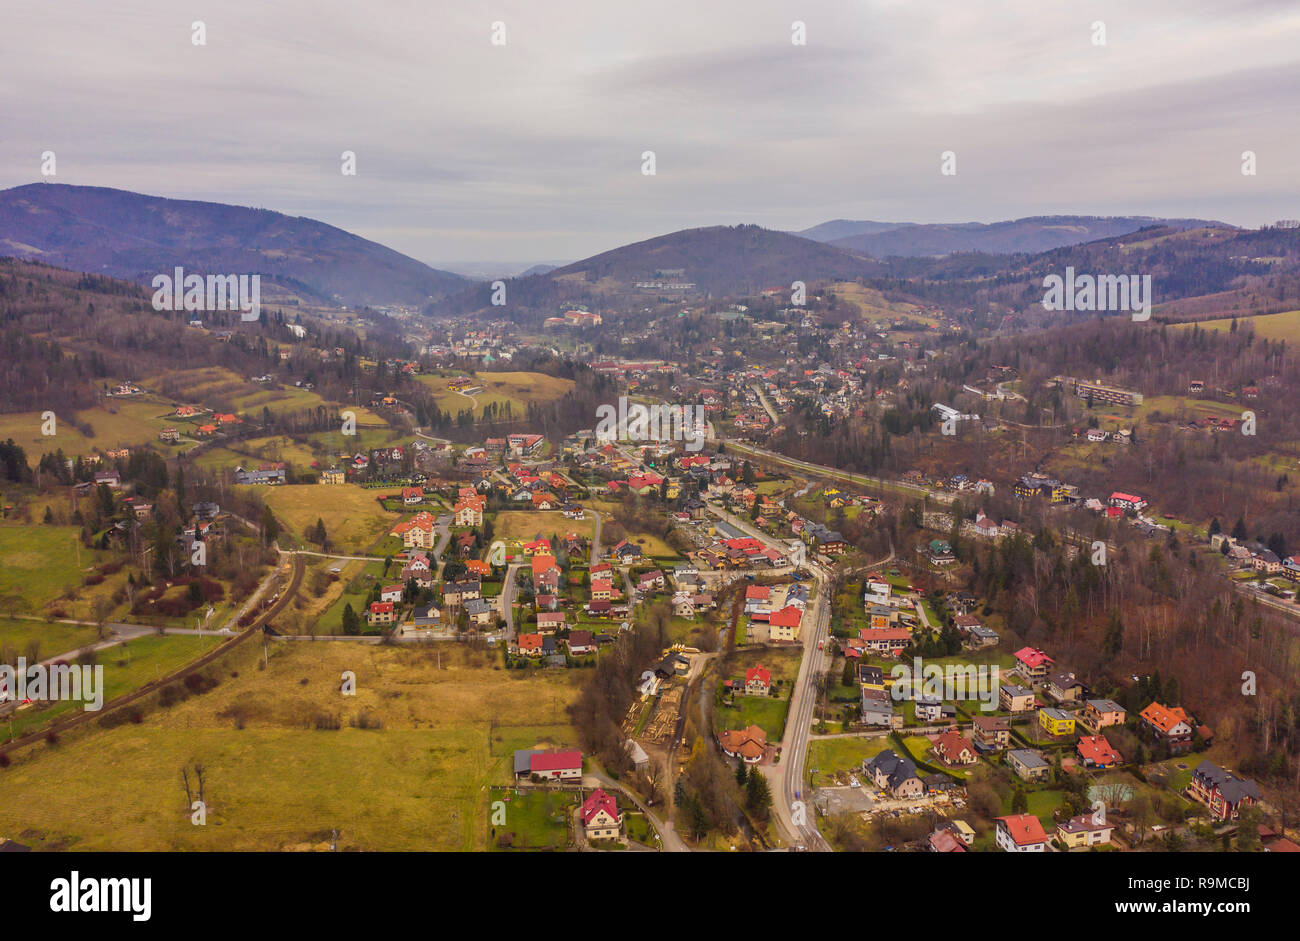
[417,370,574,421]
[493,510,593,546]
[259,484,401,554]
[2,633,219,742]
[1192,309,1300,343]
[0,641,583,850]
[0,616,101,660]
[0,523,110,615]
[0,395,189,458]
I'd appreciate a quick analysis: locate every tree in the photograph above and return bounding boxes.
[745,769,772,818]
[735,761,748,787]
[262,505,280,544]
[341,603,359,636]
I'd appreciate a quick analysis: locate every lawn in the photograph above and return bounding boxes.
[0,640,584,850]
[2,633,219,742]
[806,736,894,785]
[0,523,110,615]
[493,510,593,547]
[261,484,402,554]
[0,617,101,660]
[488,787,576,850]
[1192,309,1300,343]
[717,692,790,740]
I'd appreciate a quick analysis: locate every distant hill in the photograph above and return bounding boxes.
[435,224,885,318]
[0,183,467,306]
[795,214,1230,257]
[546,224,883,293]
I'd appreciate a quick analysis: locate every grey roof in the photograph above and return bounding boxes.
[865,749,919,788]
[1007,749,1048,769]
[1193,760,1261,805]
[513,749,540,775]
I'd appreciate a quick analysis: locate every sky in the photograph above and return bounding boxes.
[3,0,1299,267]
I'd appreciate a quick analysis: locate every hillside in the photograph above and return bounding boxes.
[435,224,885,318]
[0,183,467,307]
[796,214,1228,257]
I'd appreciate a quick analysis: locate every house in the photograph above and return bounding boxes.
[1000,684,1036,713]
[1139,702,1194,753]
[379,584,404,604]
[234,465,286,485]
[767,605,803,642]
[928,828,969,853]
[1081,699,1126,730]
[1057,814,1114,849]
[1006,748,1050,783]
[402,486,424,505]
[1076,735,1121,769]
[567,630,596,655]
[972,715,1012,752]
[366,601,396,626]
[863,749,924,798]
[1188,760,1261,821]
[580,788,622,841]
[1047,671,1084,702]
[860,687,898,728]
[744,664,772,696]
[1013,646,1054,682]
[996,814,1049,852]
[536,612,566,634]
[465,597,493,626]
[718,725,767,763]
[412,605,441,627]
[1038,707,1076,737]
[913,697,944,723]
[932,731,977,766]
[968,625,999,647]
[516,633,544,657]
[513,749,582,781]
[453,495,486,527]
[611,539,643,562]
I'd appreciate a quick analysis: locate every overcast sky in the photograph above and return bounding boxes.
[3,0,1298,267]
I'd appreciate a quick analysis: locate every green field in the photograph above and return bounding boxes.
[0,523,109,615]
[0,640,583,850]
[1193,309,1300,342]
[2,633,220,741]
[488,787,576,850]
[261,484,402,555]
[0,617,101,660]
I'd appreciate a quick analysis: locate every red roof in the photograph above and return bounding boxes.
[997,814,1048,846]
[531,750,582,773]
[369,602,393,614]
[1077,735,1121,766]
[768,605,802,628]
[580,788,619,826]
[746,665,772,687]
[1013,646,1054,668]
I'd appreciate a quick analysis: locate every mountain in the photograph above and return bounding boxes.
[0,183,467,306]
[545,224,884,292]
[435,224,886,318]
[796,214,1230,257]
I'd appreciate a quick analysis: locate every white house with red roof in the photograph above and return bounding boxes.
[744,664,772,696]
[995,814,1048,852]
[580,788,622,841]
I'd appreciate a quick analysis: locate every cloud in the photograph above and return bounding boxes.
[0,0,1297,263]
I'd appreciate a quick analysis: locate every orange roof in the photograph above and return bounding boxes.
[997,814,1047,846]
[718,725,766,760]
[1077,735,1121,765]
[531,554,558,577]
[1140,702,1190,733]
[517,633,543,651]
